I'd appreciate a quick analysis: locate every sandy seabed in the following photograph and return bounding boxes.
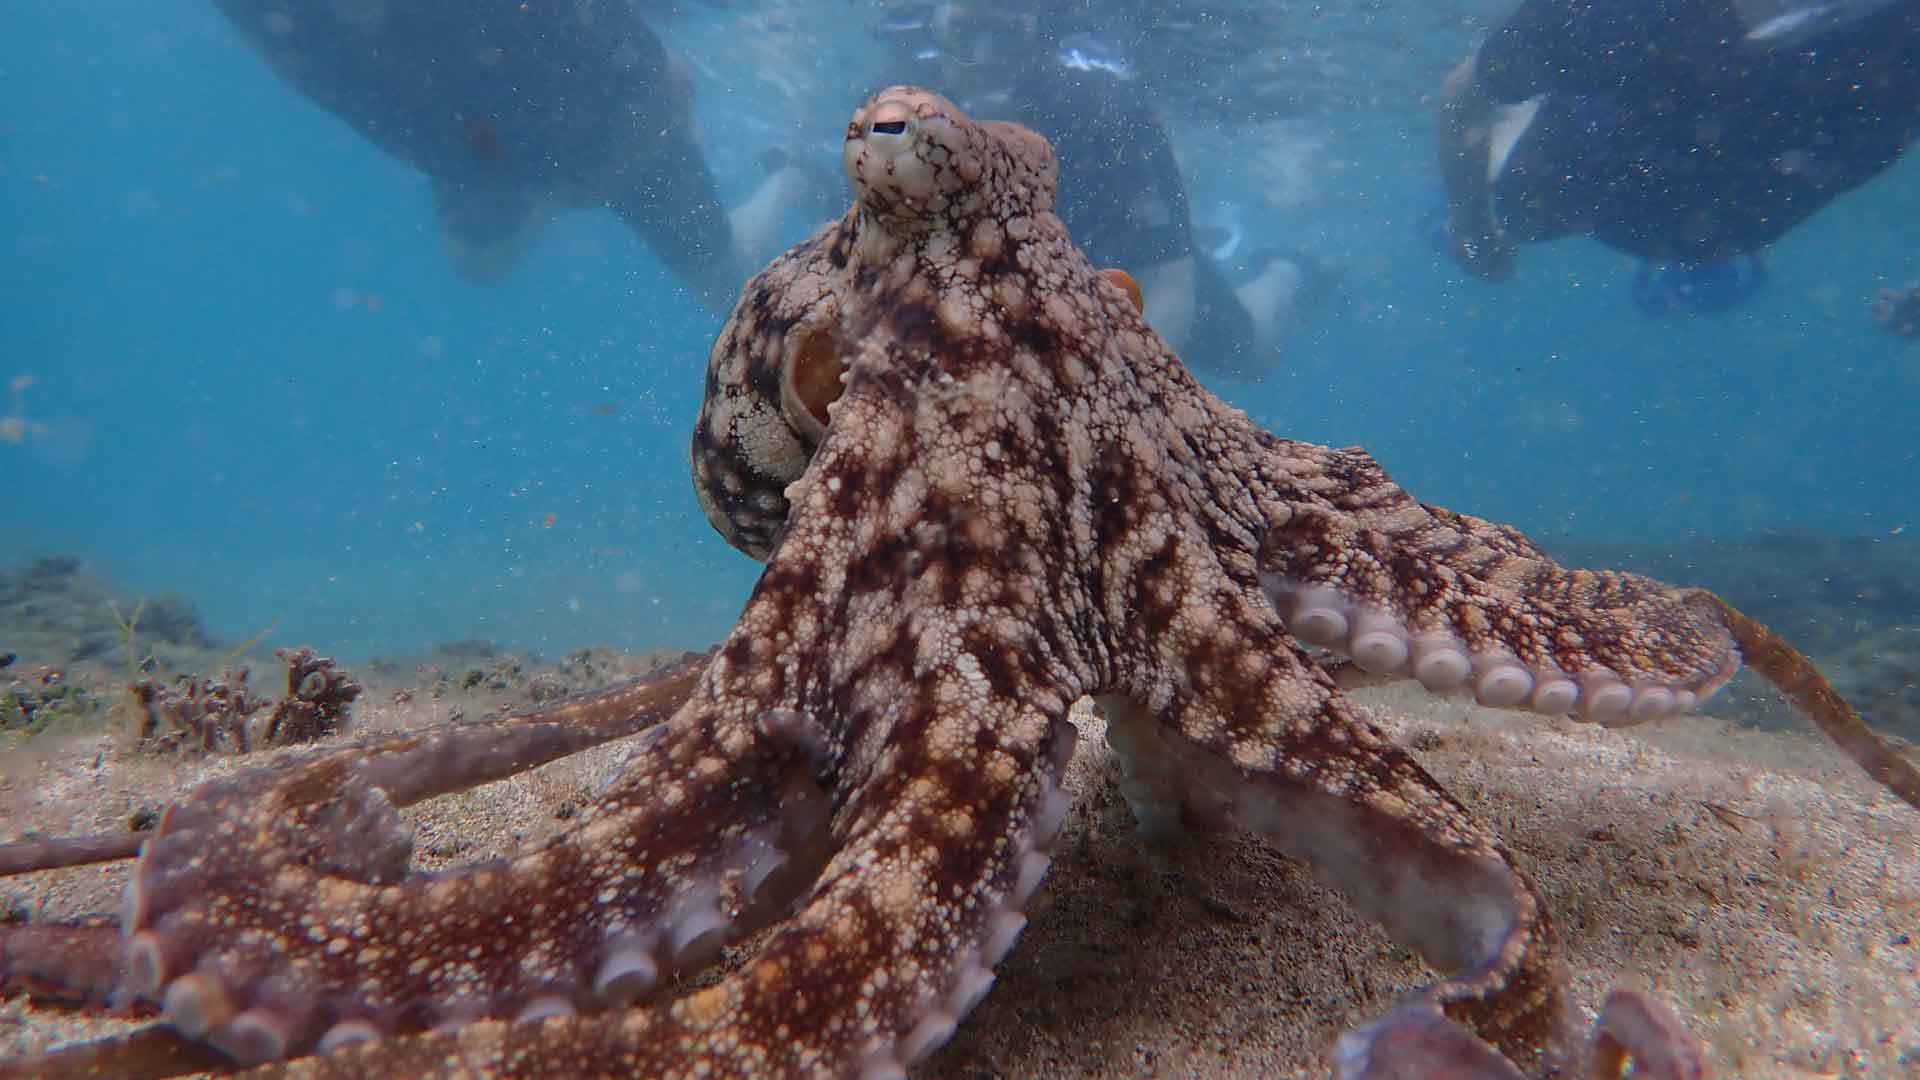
[3,673,1916,1078]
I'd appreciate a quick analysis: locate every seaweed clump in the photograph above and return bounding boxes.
[0,655,97,734]
[266,646,363,744]
[133,647,362,754]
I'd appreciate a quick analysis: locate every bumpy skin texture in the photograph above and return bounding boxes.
[4,88,1916,1080]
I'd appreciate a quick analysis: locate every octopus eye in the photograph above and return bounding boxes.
[781,326,847,440]
[865,101,918,154]
[1100,267,1145,313]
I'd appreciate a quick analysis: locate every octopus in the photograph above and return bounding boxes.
[4,87,1918,1080]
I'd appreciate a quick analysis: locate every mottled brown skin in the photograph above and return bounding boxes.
[5,88,1917,1080]
[689,87,1724,1079]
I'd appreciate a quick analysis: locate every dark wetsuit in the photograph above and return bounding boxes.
[990,60,1259,370]
[1481,0,1920,262]
[1005,64,1191,270]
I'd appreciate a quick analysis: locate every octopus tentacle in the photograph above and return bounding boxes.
[1098,578,1570,1073]
[1252,446,1920,810]
[1332,1003,1530,1080]
[1699,590,1920,809]
[118,695,826,1067]
[231,707,1079,1079]
[1085,495,1578,1068]
[1256,482,1737,725]
[1586,989,1710,1079]
[0,1024,233,1080]
[1333,986,1708,1080]
[0,660,706,1026]
[0,832,147,877]
[0,655,709,883]
[339,651,710,810]
[0,918,125,1010]
[1244,442,1557,565]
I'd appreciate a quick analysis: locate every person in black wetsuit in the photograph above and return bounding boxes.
[210,0,827,313]
[1437,0,1920,312]
[886,3,1335,378]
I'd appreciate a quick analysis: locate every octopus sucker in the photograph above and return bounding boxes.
[1258,533,1740,729]
[3,86,1917,1080]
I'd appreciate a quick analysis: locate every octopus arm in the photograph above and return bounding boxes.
[1099,658,1569,1071]
[113,692,826,1068]
[1080,525,1568,1067]
[1243,441,1556,566]
[0,918,125,1011]
[0,831,146,876]
[1252,446,1739,726]
[1248,439,1920,811]
[0,658,705,1047]
[235,701,1079,1079]
[350,654,710,807]
[0,656,707,883]
[1702,591,1920,809]
[1336,988,1709,1080]
[1116,637,1715,1078]
[0,1022,234,1080]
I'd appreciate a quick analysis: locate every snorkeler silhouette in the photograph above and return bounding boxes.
[1436,0,1919,314]
[878,2,1340,379]
[209,0,822,312]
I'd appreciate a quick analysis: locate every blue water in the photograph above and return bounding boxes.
[4,2,1917,660]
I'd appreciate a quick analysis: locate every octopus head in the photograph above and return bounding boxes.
[843,86,1057,237]
[692,88,1065,564]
